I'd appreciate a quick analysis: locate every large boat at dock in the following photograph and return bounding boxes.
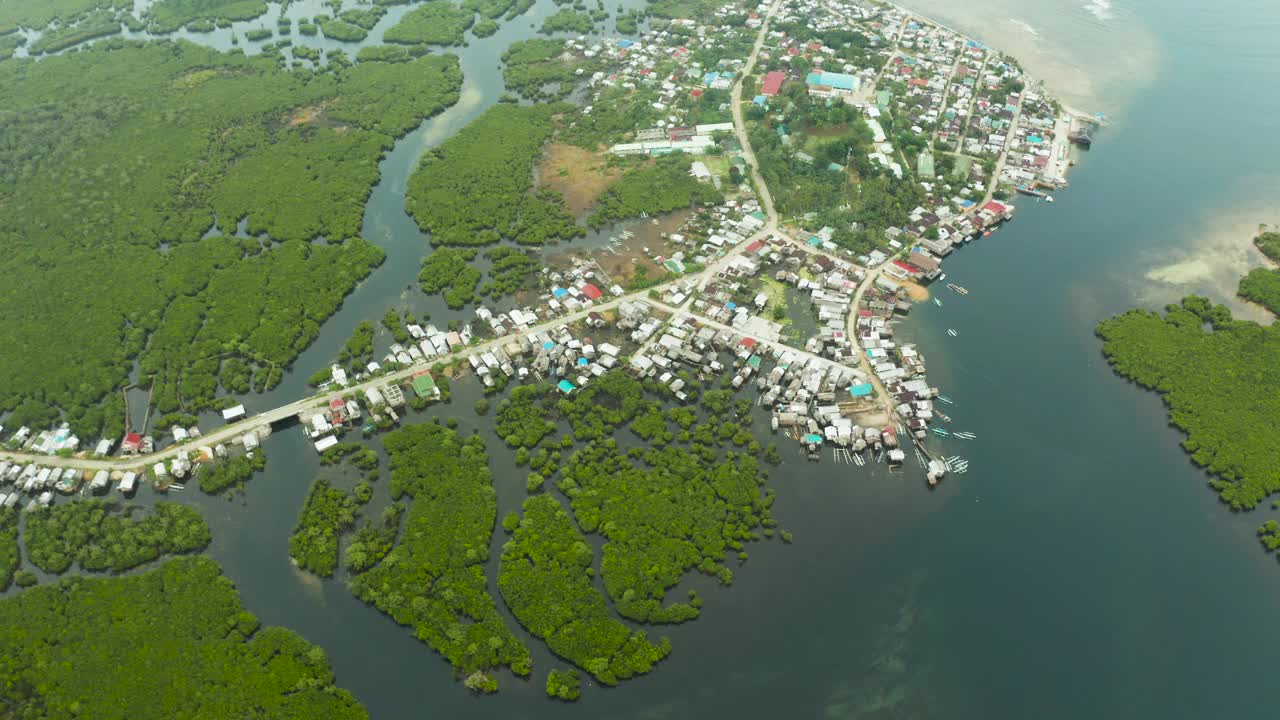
[1069,127,1093,147]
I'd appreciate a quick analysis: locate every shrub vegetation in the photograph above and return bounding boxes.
[349,423,531,688]
[0,557,369,719]
[23,501,210,574]
[499,495,671,685]
[0,43,462,435]
[405,104,583,247]
[1097,295,1280,510]
[383,1,474,45]
[290,478,360,577]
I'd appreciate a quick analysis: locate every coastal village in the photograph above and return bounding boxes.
[0,0,1093,510]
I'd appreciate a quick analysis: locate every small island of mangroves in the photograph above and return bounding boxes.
[1098,230,1280,564]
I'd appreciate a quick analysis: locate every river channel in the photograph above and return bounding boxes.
[30,0,1280,717]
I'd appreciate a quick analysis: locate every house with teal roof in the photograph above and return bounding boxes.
[805,71,860,98]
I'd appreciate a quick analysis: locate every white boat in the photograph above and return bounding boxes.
[934,298,942,307]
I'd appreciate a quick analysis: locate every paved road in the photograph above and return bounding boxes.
[871,9,912,87]
[985,91,1025,206]
[729,0,782,227]
[847,265,898,418]
[0,289,694,472]
[653,299,860,377]
[932,46,966,151]
[695,0,783,298]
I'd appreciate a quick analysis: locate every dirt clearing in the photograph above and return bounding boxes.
[536,143,624,217]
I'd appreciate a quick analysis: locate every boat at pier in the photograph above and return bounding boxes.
[947,283,968,295]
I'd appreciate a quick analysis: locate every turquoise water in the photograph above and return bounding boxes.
[60,0,1280,717]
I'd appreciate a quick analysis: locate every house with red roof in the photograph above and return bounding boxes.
[761,71,786,95]
[581,283,603,300]
[122,432,142,453]
[888,260,917,279]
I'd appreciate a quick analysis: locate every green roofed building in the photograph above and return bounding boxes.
[412,371,439,398]
[918,151,935,179]
[805,70,860,97]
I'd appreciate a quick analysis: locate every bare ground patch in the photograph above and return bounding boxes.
[284,102,347,132]
[543,210,692,288]
[535,143,624,217]
[901,279,930,301]
[287,106,322,127]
